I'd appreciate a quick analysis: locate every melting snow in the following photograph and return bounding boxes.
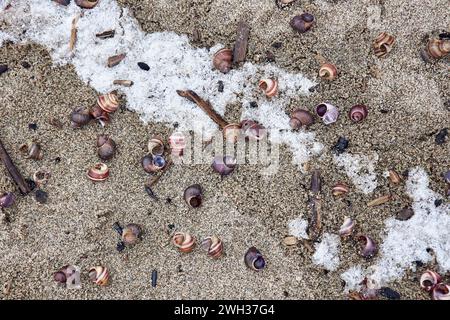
[312,233,341,271]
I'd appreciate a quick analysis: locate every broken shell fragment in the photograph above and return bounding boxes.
[172,232,196,253]
[97,135,116,160]
[373,32,395,58]
[53,265,79,285]
[332,182,349,197]
[113,79,133,87]
[184,184,202,208]
[142,155,166,173]
[339,217,355,237]
[168,132,186,156]
[20,142,43,160]
[33,169,51,187]
[212,155,237,176]
[87,163,110,182]
[97,92,120,113]
[432,283,450,300]
[0,192,15,208]
[244,247,266,271]
[201,236,224,258]
[121,223,142,245]
[425,39,450,59]
[213,48,233,74]
[319,63,338,80]
[388,169,402,184]
[148,138,164,157]
[75,0,98,9]
[315,103,339,125]
[357,235,378,259]
[289,109,314,129]
[367,194,391,207]
[223,123,242,143]
[89,266,110,286]
[420,270,442,292]
[240,120,265,141]
[96,30,115,39]
[107,53,126,68]
[258,78,278,98]
[348,105,368,123]
[90,105,110,127]
[290,13,315,34]
[283,236,298,246]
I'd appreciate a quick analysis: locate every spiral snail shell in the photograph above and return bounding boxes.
[0,192,15,208]
[223,123,242,144]
[289,109,314,129]
[88,266,110,286]
[33,169,51,187]
[172,232,196,253]
[349,104,368,123]
[373,32,395,58]
[425,39,450,59]
[213,48,233,74]
[148,137,164,157]
[142,154,166,173]
[75,0,99,9]
[97,92,120,114]
[338,217,355,237]
[97,135,116,160]
[53,265,80,288]
[201,236,224,258]
[332,182,349,197]
[290,13,315,34]
[244,247,266,271]
[315,103,339,125]
[432,283,450,300]
[121,223,142,246]
[184,184,202,208]
[168,132,186,156]
[212,155,237,176]
[420,270,442,292]
[318,63,338,80]
[258,79,278,98]
[70,107,92,128]
[87,163,110,182]
[90,105,110,127]
[357,235,378,259]
[240,120,265,141]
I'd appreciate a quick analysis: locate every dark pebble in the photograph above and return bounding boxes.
[332,137,349,154]
[414,260,424,267]
[439,32,450,40]
[0,64,8,75]
[249,101,258,108]
[217,80,224,93]
[137,62,150,71]
[116,241,125,252]
[166,198,172,204]
[378,287,401,300]
[266,51,275,62]
[113,222,123,235]
[21,61,31,69]
[434,199,443,207]
[173,122,179,128]
[54,157,61,164]
[380,109,389,114]
[395,207,414,221]
[151,269,157,288]
[283,291,289,297]
[28,123,38,131]
[271,42,283,49]
[25,178,36,193]
[35,190,48,204]
[435,128,448,145]
[308,84,319,92]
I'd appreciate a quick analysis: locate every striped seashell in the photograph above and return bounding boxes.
[319,63,338,80]
[87,163,109,182]
[420,270,442,292]
[373,32,395,58]
[172,232,196,253]
[97,92,120,113]
[259,78,278,98]
[88,266,110,286]
[201,236,224,258]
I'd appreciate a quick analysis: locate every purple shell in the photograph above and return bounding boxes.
[0,192,15,208]
[315,103,339,125]
[212,156,237,176]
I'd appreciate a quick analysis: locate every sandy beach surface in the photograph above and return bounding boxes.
[0,0,449,299]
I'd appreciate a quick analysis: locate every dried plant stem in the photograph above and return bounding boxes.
[69,15,79,52]
[0,138,31,194]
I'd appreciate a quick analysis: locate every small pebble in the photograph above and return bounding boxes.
[332,137,349,154]
[272,42,283,49]
[25,179,36,193]
[217,80,224,93]
[35,190,48,204]
[249,101,258,108]
[21,61,31,69]
[414,260,424,267]
[137,62,150,71]
[28,123,38,131]
[378,287,401,300]
[434,199,443,207]
[435,128,448,145]
[0,65,8,75]
[116,241,125,252]
[54,157,61,164]
[266,51,275,62]
[151,269,157,288]
[395,207,414,221]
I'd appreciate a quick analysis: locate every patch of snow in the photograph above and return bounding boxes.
[288,217,308,239]
[0,0,321,168]
[333,152,379,194]
[340,265,365,293]
[367,167,450,286]
[312,233,341,271]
